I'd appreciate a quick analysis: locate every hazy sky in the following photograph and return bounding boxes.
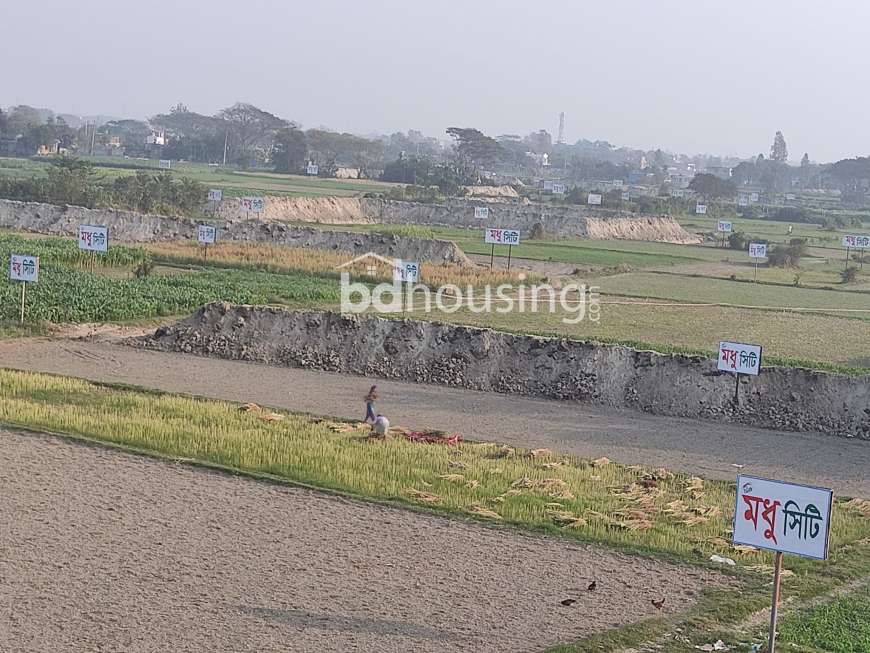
[3,0,869,162]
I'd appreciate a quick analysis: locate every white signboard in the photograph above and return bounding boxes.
[542,180,555,192]
[733,475,832,560]
[785,193,796,201]
[612,179,624,189]
[158,159,171,170]
[621,191,630,202]
[474,206,490,220]
[552,183,566,195]
[587,193,602,205]
[484,228,521,245]
[748,242,768,259]
[392,259,420,283]
[306,163,319,175]
[750,192,759,203]
[718,340,762,376]
[842,235,870,249]
[78,225,108,253]
[197,224,217,244]
[696,203,707,215]
[738,195,749,207]
[717,220,733,233]
[9,254,39,283]
[242,197,265,213]
[207,189,223,202]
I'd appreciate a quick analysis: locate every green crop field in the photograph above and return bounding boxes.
[0,234,337,323]
[589,271,870,316]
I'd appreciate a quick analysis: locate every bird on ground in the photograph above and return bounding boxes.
[560,598,577,607]
[587,581,597,591]
[651,598,665,610]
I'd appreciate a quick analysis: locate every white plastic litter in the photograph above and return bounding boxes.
[709,554,736,566]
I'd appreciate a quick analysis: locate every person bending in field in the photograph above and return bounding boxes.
[364,385,379,424]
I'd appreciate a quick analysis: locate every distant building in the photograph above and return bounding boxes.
[703,165,733,179]
[145,130,166,146]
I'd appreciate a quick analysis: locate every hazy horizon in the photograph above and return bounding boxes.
[3,0,869,163]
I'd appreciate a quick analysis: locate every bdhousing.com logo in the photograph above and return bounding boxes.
[340,272,601,324]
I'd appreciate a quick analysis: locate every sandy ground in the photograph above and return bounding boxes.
[1,337,868,497]
[0,430,723,653]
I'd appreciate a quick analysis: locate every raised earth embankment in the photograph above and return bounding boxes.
[140,302,870,439]
[213,196,701,244]
[0,199,471,265]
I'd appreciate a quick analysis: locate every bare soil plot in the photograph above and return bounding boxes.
[0,430,725,653]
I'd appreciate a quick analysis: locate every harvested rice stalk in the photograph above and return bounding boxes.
[437,474,465,483]
[406,488,441,503]
[527,448,553,458]
[238,403,261,412]
[469,505,502,520]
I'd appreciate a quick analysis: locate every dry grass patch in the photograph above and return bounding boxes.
[147,241,530,288]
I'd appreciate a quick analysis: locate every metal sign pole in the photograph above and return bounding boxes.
[768,551,784,652]
[845,246,850,271]
[754,258,758,282]
[507,244,512,270]
[490,243,495,269]
[733,372,741,405]
[19,281,26,324]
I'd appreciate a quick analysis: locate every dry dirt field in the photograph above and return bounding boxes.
[0,430,725,653]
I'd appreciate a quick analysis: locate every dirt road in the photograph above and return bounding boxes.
[1,337,867,497]
[0,429,722,653]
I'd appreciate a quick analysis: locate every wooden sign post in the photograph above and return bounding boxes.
[484,228,521,271]
[718,341,762,405]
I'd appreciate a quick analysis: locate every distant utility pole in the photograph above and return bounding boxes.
[89,123,96,155]
[222,131,228,166]
[557,112,566,145]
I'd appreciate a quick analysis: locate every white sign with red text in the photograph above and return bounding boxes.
[733,475,832,560]
[718,340,762,376]
[717,220,733,233]
[587,193,602,205]
[484,228,520,245]
[474,206,489,220]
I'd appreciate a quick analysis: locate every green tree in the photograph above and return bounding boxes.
[445,127,503,166]
[216,103,289,166]
[271,127,307,173]
[800,152,810,167]
[727,231,748,250]
[770,131,788,162]
[688,173,737,199]
[767,238,807,268]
